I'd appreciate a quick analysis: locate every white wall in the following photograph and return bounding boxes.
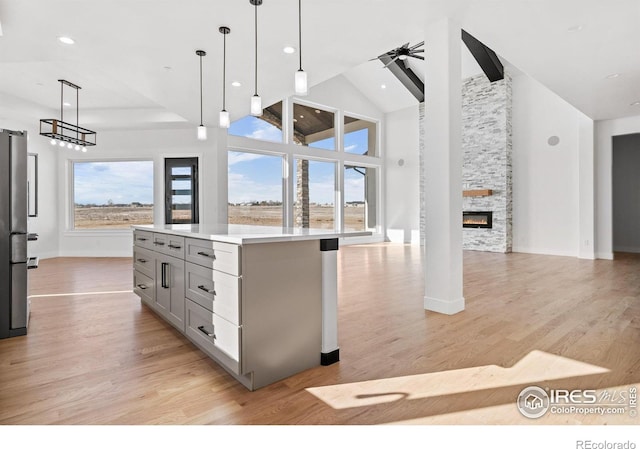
[1,119,59,259]
[384,105,420,244]
[57,127,227,257]
[595,115,640,259]
[611,133,640,253]
[511,72,583,257]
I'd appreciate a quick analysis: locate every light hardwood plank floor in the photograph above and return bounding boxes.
[0,247,638,425]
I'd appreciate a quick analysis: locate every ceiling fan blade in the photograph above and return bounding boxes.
[382,56,399,68]
[410,49,425,54]
[400,42,410,49]
[409,55,425,60]
[409,41,425,50]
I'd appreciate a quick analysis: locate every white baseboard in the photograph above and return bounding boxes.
[424,296,465,315]
[512,246,577,258]
[596,252,614,260]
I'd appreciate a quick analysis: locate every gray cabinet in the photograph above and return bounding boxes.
[155,253,185,331]
[133,229,323,391]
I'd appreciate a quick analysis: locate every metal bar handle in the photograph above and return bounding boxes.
[154,241,165,246]
[197,325,216,339]
[197,251,216,260]
[161,262,169,288]
[136,258,147,263]
[168,244,182,249]
[137,284,148,290]
[197,285,211,294]
[137,237,148,241]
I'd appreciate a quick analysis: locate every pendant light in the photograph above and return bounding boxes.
[295,0,308,95]
[219,26,231,128]
[250,0,263,116]
[196,49,207,140]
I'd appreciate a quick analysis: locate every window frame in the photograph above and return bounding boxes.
[67,158,155,233]
[226,98,383,238]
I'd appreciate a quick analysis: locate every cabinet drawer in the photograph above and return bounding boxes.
[152,233,185,259]
[133,270,154,307]
[185,300,241,374]
[133,246,155,278]
[185,238,240,275]
[185,262,240,324]
[133,230,154,250]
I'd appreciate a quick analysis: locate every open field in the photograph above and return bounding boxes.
[74,205,366,230]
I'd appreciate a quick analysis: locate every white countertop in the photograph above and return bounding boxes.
[132,224,371,245]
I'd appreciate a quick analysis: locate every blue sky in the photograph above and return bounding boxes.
[74,161,154,205]
[228,115,369,204]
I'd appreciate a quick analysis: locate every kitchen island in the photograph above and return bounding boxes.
[132,224,367,390]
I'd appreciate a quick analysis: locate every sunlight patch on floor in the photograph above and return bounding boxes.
[306,351,609,410]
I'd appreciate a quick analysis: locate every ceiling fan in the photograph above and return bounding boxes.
[371,41,425,68]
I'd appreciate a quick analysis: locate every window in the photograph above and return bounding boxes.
[294,159,336,229]
[228,151,284,226]
[344,116,377,156]
[293,103,335,150]
[165,157,199,224]
[73,160,153,230]
[229,101,283,143]
[344,165,378,232]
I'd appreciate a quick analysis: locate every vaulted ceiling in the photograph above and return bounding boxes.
[0,0,638,132]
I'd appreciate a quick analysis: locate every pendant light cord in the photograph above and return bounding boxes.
[223,32,227,110]
[199,53,204,126]
[254,2,258,96]
[298,0,302,71]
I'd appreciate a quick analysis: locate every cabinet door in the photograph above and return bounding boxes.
[155,254,185,331]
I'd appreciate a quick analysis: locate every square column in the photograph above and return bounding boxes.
[423,18,465,315]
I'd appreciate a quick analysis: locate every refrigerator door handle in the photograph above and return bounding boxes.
[10,233,27,264]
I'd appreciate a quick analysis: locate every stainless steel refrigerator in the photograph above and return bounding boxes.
[0,129,30,339]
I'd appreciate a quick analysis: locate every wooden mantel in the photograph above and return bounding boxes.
[463,189,493,197]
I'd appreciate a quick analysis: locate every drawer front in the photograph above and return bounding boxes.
[133,246,155,278]
[185,262,215,311]
[185,262,240,324]
[133,270,154,307]
[185,300,241,374]
[185,238,240,275]
[153,233,185,259]
[212,313,241,362]
[133,230,154,249]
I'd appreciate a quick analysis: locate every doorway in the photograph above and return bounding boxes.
[612,133,640,255]
[165,157,199,224]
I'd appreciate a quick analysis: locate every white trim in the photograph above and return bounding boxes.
[596,252,614,260]
[424,295,465,315]
[512,247,578,258]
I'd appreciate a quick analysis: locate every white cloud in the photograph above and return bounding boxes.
[344,144,358,152]
[228,152,266,166]
[248,120,283,142]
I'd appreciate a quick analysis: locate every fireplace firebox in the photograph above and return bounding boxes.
[463,211,493,229]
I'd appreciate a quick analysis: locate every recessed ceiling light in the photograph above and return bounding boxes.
[293,118,298,122]
[58,36,75,45]
[299,115,304,119]
[605,73,620,79]
[231,81,241,87]
[567,25,583,32]
[631,101,640,107]
[381,84,387,89]
[315,109,321,114]
[283,46,296,54]
[63,102,71,106]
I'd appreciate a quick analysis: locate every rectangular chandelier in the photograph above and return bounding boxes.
[39,79,97,149]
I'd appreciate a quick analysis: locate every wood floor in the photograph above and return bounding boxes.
[1,246,639,425]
